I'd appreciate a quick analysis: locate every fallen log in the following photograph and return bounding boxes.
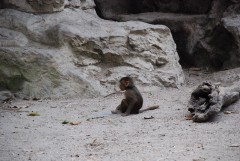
[187,82,240,122]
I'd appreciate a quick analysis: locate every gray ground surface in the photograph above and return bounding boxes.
[1,69,240,161]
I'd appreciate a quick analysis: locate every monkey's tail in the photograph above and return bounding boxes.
[139,105,159,113]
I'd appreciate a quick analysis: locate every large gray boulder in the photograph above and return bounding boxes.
[0,0,95,13]
[0,5,184,99]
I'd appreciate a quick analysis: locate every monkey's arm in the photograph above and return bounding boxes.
[122,91,137,116]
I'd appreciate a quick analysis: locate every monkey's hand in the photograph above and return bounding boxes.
[121,113,129,117]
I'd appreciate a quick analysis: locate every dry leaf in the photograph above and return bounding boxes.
[69,122,81,125]
[27,112,40,116]
[185,115,193,120]
[90,139,97,146]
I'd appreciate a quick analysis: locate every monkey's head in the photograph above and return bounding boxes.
[119,77,134,91]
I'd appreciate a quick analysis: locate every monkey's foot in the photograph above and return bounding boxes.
[121,113,129,117]
[111,110,122,114]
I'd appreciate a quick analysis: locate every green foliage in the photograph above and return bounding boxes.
[28,112,40,116]
[62,120,69,124]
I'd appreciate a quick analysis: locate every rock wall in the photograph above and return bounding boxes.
[95,0,240,70]
[0,0,184,100]
[1,0,95,13]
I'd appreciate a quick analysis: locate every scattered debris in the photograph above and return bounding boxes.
[0,104,32,112]
[104,90,124,98]
[192,159,206,161]
[107,119,118,126]
[196,143,204,149]
[0,91,13,104]
[144,116,154,119]
[69,121,81,125]
[223,111,235,115]
[104,92,117,98]
[229,144,239,147]
[87,116,105,121]
[32,97,41,101]
[87,139,104,150]
[185,115,193,120]
[23,97,30,101]
[62,121,80,125]
[62,120,69,124]
[190,67,201,71]
[189,71,200,76]
[70,154,80,158]
[90,139,97,146]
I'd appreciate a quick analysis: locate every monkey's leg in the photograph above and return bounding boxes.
[111,99,128,114]
[111,105,123,114]
[130,103,141,114]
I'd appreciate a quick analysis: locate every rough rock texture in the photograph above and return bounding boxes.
[0,5,184,99]
[95,0,240,70]
[1,0,95,13]
[0,91,13,103]
[187,82,240,122]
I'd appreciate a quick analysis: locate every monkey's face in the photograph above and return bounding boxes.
[119,81,125,91]
[119,80,129,91]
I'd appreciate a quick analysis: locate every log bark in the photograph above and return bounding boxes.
[187,82,240,122]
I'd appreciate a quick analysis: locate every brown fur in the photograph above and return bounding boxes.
[112,76,158,116]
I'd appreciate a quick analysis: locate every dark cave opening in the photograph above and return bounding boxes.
[0,1,5,9]
[175,25,237,70]
[172,30,195,68]
[94,0,238,70]
[199,26,236,70]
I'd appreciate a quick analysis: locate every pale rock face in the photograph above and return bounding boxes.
[2,0,65,13]
[0,6,184,99]
[0,28,28,47]
[65,0,95,10]
[2,0,95,13]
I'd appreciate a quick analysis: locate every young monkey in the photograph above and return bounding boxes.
[111,76,159,116]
